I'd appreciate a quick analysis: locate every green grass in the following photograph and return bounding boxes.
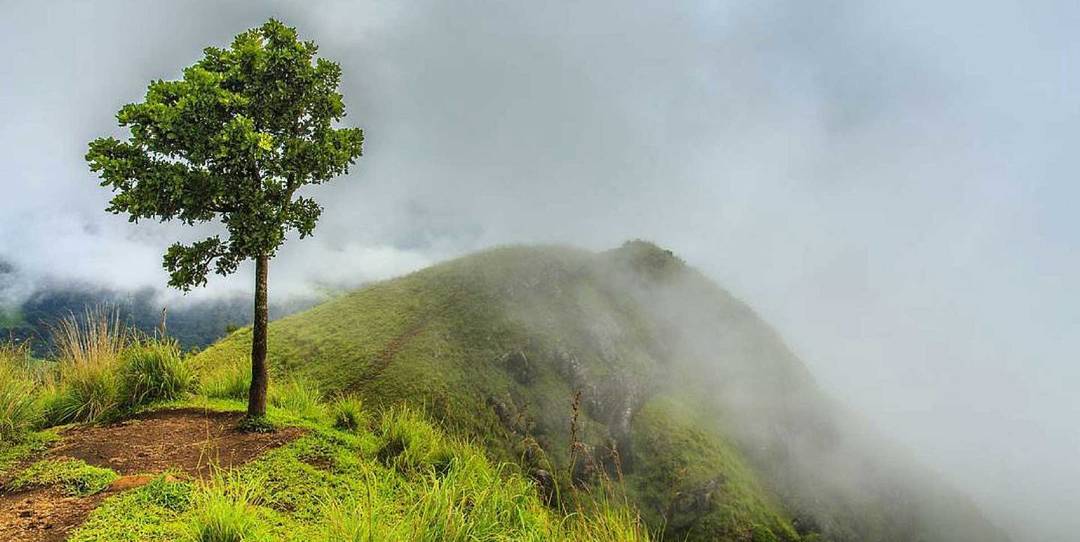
[37,308,198,425]
[186,470,269,542]
[627,397,798,542]
[119,339,196,408]
[0,430,59,476]
[70,475,195,542]
[0,343,43,439]
[46,360,122,424]
[200,358,251,400]
[268,377,324,421]
[329,396,366,432]
[191,244,801,540]
[9,458,118,496]
[0,330,198,429]
[69,400,648,542]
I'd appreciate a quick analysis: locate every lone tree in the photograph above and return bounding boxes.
[86,20,363,419]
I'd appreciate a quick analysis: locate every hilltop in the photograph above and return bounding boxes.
[193,241,1009,541]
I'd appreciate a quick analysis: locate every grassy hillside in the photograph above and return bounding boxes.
[0,323,647,541]
[195,241,1008,542]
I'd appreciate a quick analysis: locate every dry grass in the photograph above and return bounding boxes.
[48,306,130,368]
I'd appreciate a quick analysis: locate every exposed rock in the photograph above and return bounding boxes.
[671,477,726,515]
[548,345,648,473]
[487,395,533,435]
[501,350,534,384]
[531,469,557,505]
[519,436,547,468]
[487,396,516,431]
[570,442,599,487]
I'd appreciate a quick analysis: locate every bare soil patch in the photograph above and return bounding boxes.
[0,408,304,541]
[47,408,304,477]
[0,487,108,542]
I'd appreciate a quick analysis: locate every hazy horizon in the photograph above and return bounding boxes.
[1,2,1077,539]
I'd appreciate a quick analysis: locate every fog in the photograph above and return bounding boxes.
[1,1,1077,539]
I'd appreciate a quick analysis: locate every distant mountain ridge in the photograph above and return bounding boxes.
[193,241,1009,541]
[0,260,318,354]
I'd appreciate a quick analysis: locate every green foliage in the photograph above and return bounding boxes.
[236,415,277,435]
[10,458,118,496]
[85,19,363,291]
[44,337,195,425]
[119,339,196,408]
[0,343,42,439]
[627,398,798,542]
[43,307,128,424]
[319,491,404,541]
[376,406,457,474]
[142,474,195,510]
[328,396,366,432]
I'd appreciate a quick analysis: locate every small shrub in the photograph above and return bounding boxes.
[187,471,266,542]
[237,415,276,434]
[11,458,118,496]
[0,343,42,439]
[329,396,366,432]
[119,339,195,408]
[269,378,324,420]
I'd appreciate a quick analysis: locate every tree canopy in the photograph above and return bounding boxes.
[86,19,363,290]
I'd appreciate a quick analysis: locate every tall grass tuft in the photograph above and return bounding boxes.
[50,306,129,368]
[561,490,652,542]
[269,377,324,420]
[119,338,195,408]
[0,342,42,439]
[46,361,121,424]
[377,406,456,474]
[320,478,404,541]
[43,307,196,424]
[329,396,366,432]
[200,360,251,401]
[44,307,129,424]
[186,470,266,542]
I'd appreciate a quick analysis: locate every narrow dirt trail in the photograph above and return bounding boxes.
[349,319,428,391]
[0,408,304,542]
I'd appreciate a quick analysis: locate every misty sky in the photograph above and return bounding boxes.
[1,1,1077,539]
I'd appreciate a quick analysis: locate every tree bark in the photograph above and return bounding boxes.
[247,253,269,418]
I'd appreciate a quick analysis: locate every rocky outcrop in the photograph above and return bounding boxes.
[501,350,534,384]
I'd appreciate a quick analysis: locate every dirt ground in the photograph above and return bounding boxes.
[0,408,304,542]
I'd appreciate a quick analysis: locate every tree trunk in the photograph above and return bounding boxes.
[247,253,269,418]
